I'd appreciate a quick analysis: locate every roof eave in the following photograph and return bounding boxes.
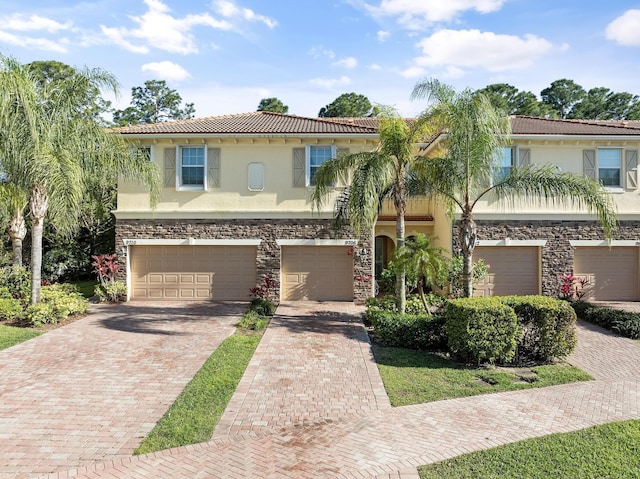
[511,133,640,141]
[117,132,379,140]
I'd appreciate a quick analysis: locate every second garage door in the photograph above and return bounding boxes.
[281,246,354,301]
[573,247,639,301]
[472,246,540,297]
[130,245,256,300]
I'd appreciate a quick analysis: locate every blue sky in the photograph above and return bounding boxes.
[1,0,639,119]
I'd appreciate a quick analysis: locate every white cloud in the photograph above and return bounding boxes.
[212,0,277,28]
[365,0,507,29]
[2,14,72,33]
[414,29,554,73]
[100,0,233,55]
[141,61,191,81]
[333,56,358,69]
[400,66,425,78]
[0,29,68,52]
[377,30,390,42]
[606,9,640,47]
[369,63,383,70]
[308,46,335,60]
[310,76,352,89]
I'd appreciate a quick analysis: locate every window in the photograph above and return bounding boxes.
[494,147,515,181]
[307,145,336,185]
[134,146,151,161]
[598,148,622,187]
[179,146,205,189]
[248,162,264,191]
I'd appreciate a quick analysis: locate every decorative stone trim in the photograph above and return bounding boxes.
[116,218,372,304]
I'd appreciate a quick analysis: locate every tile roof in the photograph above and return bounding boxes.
[114,111,378,135]
[510,116,640,136]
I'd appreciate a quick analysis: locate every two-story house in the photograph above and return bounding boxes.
[114,113,640,303]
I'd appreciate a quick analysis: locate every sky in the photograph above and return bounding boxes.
[0,0,639,119]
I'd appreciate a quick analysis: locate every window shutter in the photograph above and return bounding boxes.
[164,148,176,187]
[583,150,596,180]
[518,148,530,167]
[207,148,221,188]
[293,148,306,187]
[626,150,638,189]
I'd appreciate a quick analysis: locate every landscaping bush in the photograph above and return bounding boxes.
[365,293,446,318]
[0,267,31,302]
[501,295,577,362]
[40,285,90,321]
[577,305,640,340]
[0,298,24,321]
[368,309,448,351]
[249,298,276,316]
[236,310,270,331]
[26,303,55,327]
[445,297,519,364]
[95,281,127,303]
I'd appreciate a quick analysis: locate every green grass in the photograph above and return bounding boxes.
[67,280,99,298]
[373,345,592,406]
[419,420,640,478]
[134,330,262,454]
[0,324,41,350]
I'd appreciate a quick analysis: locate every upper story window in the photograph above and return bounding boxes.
[598,148,622,187]
[494,147,515,181]
[179,146,206,189]
[307,145,336,186]
[135,146,151,161]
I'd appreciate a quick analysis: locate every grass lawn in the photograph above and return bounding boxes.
[419,420,640,478]
[0,324,41,351]
[68,280,98,299]
[373,345,592,406]
[134,327,263,454]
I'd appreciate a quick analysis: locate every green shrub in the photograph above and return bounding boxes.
[237,310,270,331]
[369,309,447,350]
[577,306,640,340]
[445,297,519,364]
[26,302,56,327]
[249,298,276,316]
[0,267,31,302]
[40,285,89,320]
[501,295,577,362]
[0,287,14,299]
[95,281,127,303]
[0,298,24,321]
[570,300,592,318]
[366,293,446,317]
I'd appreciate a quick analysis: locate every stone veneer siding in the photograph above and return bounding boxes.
[115,219,372,304]
[452,220,640,297]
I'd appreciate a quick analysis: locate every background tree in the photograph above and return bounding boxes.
[311,107,429,313]
[569,87,640,120]
[475,83,556,117]
[0,56,160,303]
[318,92,373,117]
[257,97,288,114]
[113,79,195,126]
[411,79,616,297]
[541,79,586,119]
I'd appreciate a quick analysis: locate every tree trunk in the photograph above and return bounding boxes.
[8,211,26,268]
[395,211,406,314]
[459,207,477,298]
[418,278,431,316]
[30,186,48,305]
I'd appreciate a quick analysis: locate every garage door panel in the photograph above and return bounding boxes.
[282,246,353,301]
[574,247,638,301]
[131,245,256,301]
[472,246,539,297]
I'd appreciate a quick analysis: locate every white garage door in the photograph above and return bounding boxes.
[281,246,354,301]
[472,246,540,297]
[574,247,639,301]
[130,245,256,300]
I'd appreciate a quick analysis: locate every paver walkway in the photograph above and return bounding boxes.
[0,301,245,479]
[31,302,640,479]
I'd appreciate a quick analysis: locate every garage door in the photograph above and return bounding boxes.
[574,247,639,301]
[281,246,353,301]
[472,246,539,297]
[130,245,256,300]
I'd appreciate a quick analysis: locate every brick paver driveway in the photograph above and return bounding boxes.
[0,301,245,478]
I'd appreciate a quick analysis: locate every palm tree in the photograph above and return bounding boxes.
[0,183,28,267]
[311,107,429,313]
[411,79,617,297]
[392,234,448,312]
[0,55,160,303]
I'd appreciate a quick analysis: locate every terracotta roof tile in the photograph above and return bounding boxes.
[115,111,378,135]
[510,116,640,136]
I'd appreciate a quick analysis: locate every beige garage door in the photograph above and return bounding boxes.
[281,246,353,301]
[472,246,540,297]
[130,245,256,300]
[574,247,639,301]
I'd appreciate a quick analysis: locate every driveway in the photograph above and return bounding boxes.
[0,301,245,478]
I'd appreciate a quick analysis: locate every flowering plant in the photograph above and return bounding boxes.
[559,273,588,301]
[250,276,278,300]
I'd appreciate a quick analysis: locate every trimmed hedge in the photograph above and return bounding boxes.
[445,297,519,364]
[574,303,640,340]
[501,296,577,362]
[368,309,447,351]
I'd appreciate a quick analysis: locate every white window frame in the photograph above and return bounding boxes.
[306,145,336,186]
[177,145,207,191]
[597,147,623,188]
